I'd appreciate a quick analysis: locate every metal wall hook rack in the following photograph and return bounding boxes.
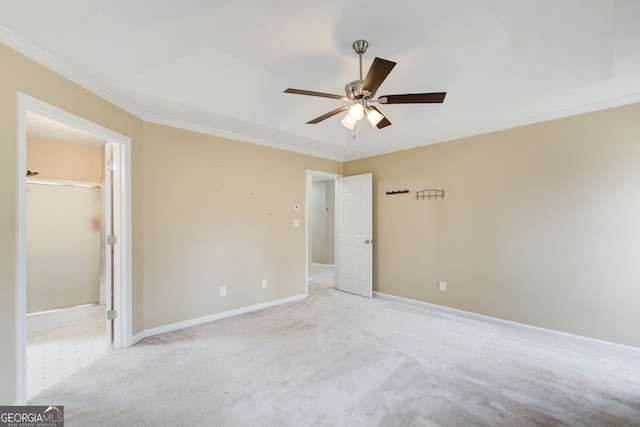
[416,189,444,200]
[386,189,410,195]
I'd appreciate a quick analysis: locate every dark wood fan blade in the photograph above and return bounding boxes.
[307,106,349,124]
[378,92,447,104]
[284,88,344,100]
[377,117,392,129]
[368,106,392,129]
[361,58,396,97]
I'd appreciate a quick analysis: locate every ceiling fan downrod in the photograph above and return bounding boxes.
[345,40,370,102]
[283,38,446,130]
[352,40,368,80]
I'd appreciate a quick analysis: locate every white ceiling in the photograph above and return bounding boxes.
[27,112,107,147]
[2,0,640,161]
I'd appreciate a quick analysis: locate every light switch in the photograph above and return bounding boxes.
[293,219,300,227]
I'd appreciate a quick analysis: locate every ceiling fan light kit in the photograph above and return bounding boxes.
[365,107,384,126]
[348,102,365,120]
[341,114,357,130]
[284,40,446,132]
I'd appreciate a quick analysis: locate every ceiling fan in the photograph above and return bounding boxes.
[284,40,446,131]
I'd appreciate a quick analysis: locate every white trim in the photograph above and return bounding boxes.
[26,179,101,188]
[132,294,307,345]
[111,140,133,349]
[143,114,345,162]
[15,93,133,404]
[27,304,104,331]
[15,94,28,406]
[4,23,640,163]
[0,26,345,162]
[0,25,145,120]
[373,291,640,357]
[343,92,640,161]
[102,142,113,344]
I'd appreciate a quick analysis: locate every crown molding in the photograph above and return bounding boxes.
[1,25,344,161]
[0,25,148,120]
[344,91,640,161]
[143,113,345,162]
[4,23,639,163]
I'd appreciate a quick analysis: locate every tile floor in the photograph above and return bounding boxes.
[27,318,109,399]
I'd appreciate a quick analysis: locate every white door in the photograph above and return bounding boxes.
[103,142,114,347]
[336,173,373,297]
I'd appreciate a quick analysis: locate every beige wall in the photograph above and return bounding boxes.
[141,122,341,329]
[345,102,640,348]
[3,37,640,403]
[0,42,144,404]
[27,138,103,183]
[1,42,342,403]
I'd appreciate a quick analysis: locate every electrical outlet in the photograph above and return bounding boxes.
[293,219,300,227]
[438,281,446,292]
[220,286,227,297]
[262,279,267,288]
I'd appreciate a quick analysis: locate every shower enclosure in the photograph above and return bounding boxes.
[26,181,104,325]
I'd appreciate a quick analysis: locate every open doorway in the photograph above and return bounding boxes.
[306,171,374,299]
[25,119,108,399]
[16,94,132,404]
[305,170,340,295]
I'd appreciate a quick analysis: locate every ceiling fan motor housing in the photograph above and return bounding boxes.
[345,80,365,100]
[283,39,446,129]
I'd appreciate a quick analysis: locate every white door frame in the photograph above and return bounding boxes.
[15,93,133,404]
[305,170,341,297]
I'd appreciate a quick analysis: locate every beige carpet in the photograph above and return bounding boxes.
[30,280,640,426]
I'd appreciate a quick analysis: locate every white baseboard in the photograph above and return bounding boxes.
[27,304,105,331]
[373,291,640,357]
[132,293,307,345]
